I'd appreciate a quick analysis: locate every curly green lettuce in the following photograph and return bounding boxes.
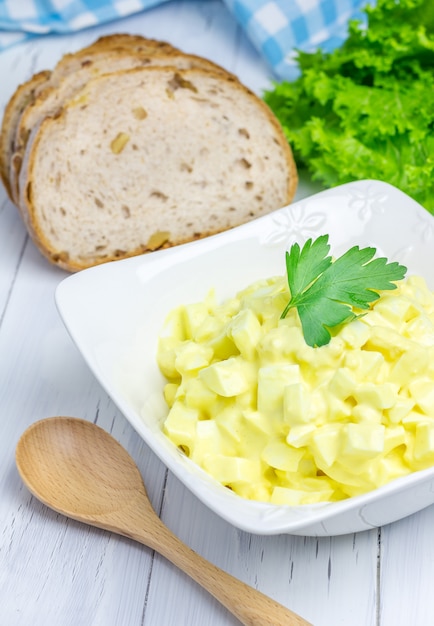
[264,0,434,213]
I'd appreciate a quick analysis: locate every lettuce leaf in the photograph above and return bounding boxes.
[264,0,434,213]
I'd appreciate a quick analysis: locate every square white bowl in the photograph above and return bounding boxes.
[55,180,434,536]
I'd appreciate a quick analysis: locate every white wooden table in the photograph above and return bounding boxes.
[1,2,433,625]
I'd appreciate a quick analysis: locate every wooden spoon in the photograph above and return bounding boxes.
[16,417,312,626]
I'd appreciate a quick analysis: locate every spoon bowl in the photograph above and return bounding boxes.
[16,416,312,626]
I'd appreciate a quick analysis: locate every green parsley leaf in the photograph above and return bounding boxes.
[281,235,407,347]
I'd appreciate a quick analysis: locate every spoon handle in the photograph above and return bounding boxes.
[129,511,313,626]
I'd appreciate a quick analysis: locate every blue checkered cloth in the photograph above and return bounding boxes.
[0,1,171,48]
[0,0,371,79]
[225,0,371,79]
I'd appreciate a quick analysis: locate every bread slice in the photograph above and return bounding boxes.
[0,70,51,200]
[10,40,234,204]
[46,33,180,86]
[19,66,297,272]
[7,35,183,202]
[1,35,160,198]
[2,35,181,200]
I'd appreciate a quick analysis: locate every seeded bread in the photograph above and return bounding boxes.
[19,66,297,271]
[10,49,235,204]
[7,35,186,203]
[1,35,168,198]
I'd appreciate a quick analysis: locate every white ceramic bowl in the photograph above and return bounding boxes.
[55,180,434,536]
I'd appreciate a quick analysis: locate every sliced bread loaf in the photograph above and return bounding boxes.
[19,66,297,271]
[13,53,230,203]
[1,35,164,198]
[9,35,189,203]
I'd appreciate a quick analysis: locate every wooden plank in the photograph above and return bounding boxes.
[380,507,434,625]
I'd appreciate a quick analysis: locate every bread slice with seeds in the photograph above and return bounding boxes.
[19,66,297,271]
[11,50,234,204]
[1,35,168,199]
[8,35,186,203]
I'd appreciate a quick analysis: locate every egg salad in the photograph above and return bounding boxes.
[157,274,434,505]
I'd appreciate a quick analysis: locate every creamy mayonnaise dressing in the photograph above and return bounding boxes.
[157,274,434,504]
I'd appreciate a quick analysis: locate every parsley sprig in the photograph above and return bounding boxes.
[281,235,407,347]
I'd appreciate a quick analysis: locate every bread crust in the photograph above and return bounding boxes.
[20,66,297,272]
[73,33,179,57]
[0,70,51,200]
[46,34,180,87]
